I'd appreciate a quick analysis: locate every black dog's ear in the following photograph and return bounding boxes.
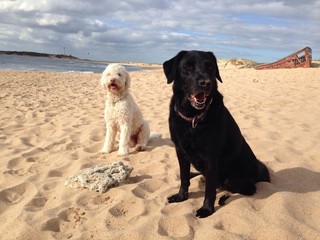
[207,51,223,83]
[163,51,187,84]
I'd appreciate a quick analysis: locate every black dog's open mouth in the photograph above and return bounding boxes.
[189,92,208,110]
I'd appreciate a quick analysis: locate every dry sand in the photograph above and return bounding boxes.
[1,64,320,240]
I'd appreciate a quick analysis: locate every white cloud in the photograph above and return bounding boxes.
[36,14,71,26]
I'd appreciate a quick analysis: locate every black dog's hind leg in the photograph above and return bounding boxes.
[168,149,191,203]
[225,178,257,196]
[257,160,270,182]
[218,194,231,206]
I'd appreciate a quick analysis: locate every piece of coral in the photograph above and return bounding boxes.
[65,161,133,193]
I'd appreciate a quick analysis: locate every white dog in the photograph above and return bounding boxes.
[100,63,151,156]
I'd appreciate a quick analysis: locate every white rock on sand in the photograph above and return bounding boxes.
[65,161,133,193]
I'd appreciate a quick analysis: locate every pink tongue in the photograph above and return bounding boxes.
[195,92,206,101]
[110,84,118,90]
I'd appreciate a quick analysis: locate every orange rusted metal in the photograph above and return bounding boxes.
[255,46,312,70]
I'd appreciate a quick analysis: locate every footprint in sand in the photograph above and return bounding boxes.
[108,199,146,218]
[21,148,46,159]
[5,156,40,176]
[213,221,225,231]
[83,142,101,153]
[42,207,87,233]
[7,156,25,169]
[0,183,28,205]
[65,142,76,151]
[20,137,35,147]
[41,182,59,192]
[76,193,113,211]
[47,162,73,178]
[105,197,148,231]
[158,216,194,239]
[42,218,61,233]
[139,161,166,176]
[47,170,63,177]
[89,128,104,142]
[24,195,48,212]
[131,178,165,200]
[0,134,7,143]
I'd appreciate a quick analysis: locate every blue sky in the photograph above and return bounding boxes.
[0,0,319,63]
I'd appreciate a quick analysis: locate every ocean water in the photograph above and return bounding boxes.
[0,54,143,73]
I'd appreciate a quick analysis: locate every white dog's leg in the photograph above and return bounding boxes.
[118,124,131,156]
[136,121,150,151]
[101,124,116,153]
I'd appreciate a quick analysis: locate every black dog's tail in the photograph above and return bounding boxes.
[257,160,270,183]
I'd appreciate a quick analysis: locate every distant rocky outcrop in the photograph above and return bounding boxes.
[0,50,78,60]
[218,58,260,69]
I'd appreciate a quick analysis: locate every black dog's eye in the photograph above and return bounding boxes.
[204,61,213,71]
[183,64,193,71]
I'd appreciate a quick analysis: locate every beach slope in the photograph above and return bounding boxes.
[0,66,320,239]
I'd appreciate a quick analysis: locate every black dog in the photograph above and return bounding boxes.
[163,50,270,218]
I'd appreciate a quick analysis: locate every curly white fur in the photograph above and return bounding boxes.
[100,63,150,156]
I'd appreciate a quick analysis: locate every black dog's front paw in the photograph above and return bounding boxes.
[196,206,214,218]
[168,192,188,203]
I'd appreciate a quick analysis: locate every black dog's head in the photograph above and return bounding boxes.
[163,50,222,110]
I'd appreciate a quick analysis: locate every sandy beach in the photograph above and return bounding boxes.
[1,64,320,239]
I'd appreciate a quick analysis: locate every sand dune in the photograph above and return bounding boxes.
[0,66,320,240]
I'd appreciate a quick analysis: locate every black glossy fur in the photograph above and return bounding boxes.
[163,50,270,218]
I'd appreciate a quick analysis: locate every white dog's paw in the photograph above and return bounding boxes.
[117,148,129,156]
[135,144,147,152]
[101,147,112,154]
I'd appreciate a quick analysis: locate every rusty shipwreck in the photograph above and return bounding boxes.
[255,47,312,70]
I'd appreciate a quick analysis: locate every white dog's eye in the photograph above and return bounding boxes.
[118,73,122,77]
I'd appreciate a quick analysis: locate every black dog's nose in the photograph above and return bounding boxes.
[198,79,210,87]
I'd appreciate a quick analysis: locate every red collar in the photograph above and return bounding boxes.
[174,98,213,128]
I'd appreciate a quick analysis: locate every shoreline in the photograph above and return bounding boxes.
[1,51,319,72]
[0,55,149,73]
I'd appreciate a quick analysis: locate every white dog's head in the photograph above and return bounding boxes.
[100,63,131,95]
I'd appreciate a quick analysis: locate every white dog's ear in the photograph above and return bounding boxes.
[125,71,131,89]
[100,69,107,89]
